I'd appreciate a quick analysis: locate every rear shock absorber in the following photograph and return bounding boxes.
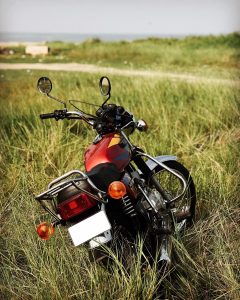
[121,195,143,233]
[121,195,137,218]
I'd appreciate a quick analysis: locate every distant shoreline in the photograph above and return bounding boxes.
[0,32,196,43]
[1,32,238,45]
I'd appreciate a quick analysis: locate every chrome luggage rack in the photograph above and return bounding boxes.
[35,170,107,223]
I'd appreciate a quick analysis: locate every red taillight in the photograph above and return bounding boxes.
[57,193,97,220]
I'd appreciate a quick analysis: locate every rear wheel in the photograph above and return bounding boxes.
[152,160,196,230]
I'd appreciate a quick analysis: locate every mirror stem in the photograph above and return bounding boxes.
[101,93,111,108]
[47,94,67,109]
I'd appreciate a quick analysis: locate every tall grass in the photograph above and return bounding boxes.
[0,70,239,299]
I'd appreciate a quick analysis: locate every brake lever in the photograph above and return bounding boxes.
[66,111,96,126]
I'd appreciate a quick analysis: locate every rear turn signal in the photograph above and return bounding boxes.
[36,222,54,240]
[108,181,126,199]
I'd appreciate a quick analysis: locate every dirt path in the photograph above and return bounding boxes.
[0,63,239,86]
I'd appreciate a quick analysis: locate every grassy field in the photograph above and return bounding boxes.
[1,33,240,79]
[0,36,240,299]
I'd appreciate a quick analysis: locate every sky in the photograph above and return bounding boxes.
[0,0,239,35]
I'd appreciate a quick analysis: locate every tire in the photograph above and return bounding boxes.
[152,160,196,229]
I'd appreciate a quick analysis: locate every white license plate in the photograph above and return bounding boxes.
[68,210,111,247]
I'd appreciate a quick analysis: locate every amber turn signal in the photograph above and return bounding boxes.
[36,222,54,240]
[108,181,126,199]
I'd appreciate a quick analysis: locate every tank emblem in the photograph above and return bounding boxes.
[108,134,121,148]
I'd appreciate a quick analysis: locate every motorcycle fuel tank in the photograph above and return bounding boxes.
[84,133,131,172]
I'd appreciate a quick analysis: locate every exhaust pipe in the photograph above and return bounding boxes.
[159,236,171,264]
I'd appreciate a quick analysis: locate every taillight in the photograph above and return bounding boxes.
[57,193,97,220]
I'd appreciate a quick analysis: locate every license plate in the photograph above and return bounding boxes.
[68,210,111,247]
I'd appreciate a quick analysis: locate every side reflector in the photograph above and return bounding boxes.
[108,181,126,199]
[36,222,54,240]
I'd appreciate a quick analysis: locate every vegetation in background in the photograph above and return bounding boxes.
[0,67,239,299]
[0,33,240,79]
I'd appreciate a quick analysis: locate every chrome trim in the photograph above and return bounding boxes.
[136,152,187,204]
[137,184,158,214]
[36,169,107,204]
[159,236,171,264]
[66,111,95,126]
[48,170,87,189]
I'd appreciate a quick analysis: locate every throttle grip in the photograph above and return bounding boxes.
[40,113,55,119]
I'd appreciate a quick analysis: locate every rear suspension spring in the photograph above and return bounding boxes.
[121,195,137,218]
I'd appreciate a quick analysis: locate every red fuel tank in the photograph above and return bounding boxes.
[84,133,131,172]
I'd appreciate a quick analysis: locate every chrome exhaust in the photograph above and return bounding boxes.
[159,236,171,264]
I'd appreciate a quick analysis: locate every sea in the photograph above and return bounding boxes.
[0,32,183,43]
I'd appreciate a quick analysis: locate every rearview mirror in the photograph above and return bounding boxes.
[99,76,111,96]
[37,77,66,108]
[37,77,52,94]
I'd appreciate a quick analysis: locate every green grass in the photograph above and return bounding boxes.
[0,59,240,299]
[1,33,240,79]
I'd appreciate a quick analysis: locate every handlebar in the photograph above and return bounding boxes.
[39,106,147,133]
[40,113,56,119]
[40,110,67,121]
[39,109,95,126]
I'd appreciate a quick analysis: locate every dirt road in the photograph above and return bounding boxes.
[0,63,239,86]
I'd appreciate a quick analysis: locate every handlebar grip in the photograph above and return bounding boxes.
[40,113,55,119]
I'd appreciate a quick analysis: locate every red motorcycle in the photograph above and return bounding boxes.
[35,76,196,264]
